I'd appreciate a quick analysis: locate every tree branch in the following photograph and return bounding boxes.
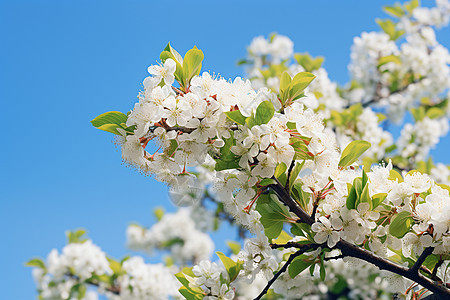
[270,177,314,225]
[254,244,319,300]
[285,161,295,191]
[268,178,450,298]
[411,247,434,274]
[335,241,449,298]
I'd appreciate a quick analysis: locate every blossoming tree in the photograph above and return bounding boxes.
[28,0,450,299]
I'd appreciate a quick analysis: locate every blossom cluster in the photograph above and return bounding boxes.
[29,233,180,300]
[35,0,450,299]
[126,208,215,264]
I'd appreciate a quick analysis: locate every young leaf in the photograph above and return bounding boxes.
[289,161,305,192]
[338,140,371,168]
[287,72,316,101]
[225,110,246,125]
[280,71,292,100]
[226,241,241,255]
[216,252,242,282]
[389,211,414,238]
[372,193,387,209]
[214,136,240,171]
[25,258,46,269]
[91,111,128,135]
[288,255,312,278]
[259,178,276,186]
[183,46,204,85]
[254,101,275,126]
[319,253,326,281]
[275,162,287,178]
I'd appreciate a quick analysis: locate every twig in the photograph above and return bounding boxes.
[324,254,345,261]
[270,177,314,225]
[254,244,318,300]
[411,247,434,274]
[270,242,318,250]
[431,259,444,282]
[285,161,295,191]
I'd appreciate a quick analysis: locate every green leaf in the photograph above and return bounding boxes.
[275,162,287,178]
[378,55,402,67]
[294,53,324,72]
[358,183,371,208]
[383,4,405,18]
[411,106,426,122]
[389,169,404,183]
[426,107,445,119]
[66,229,88,244]
[259,178,276,186]
[108,258,124,275]
[153,206,164,221]
[319,253,326,281]
[225,110,246,125]
[257,204,285,239]
[389,211,414,238]
[214,136,240,171]
[291,223,314,242]
[346,179,359,210]
[91,111,128,135]
[183,46,204,85]
[372,193,387,209]
[280,71,292,101]
[254,101,275,126]
[338,140,371,168]
[291,181,311,210]
[256,196,291,240]
[175,271,205,300]
[376,18,404,40]
[216,252,243,282]
[362,169,368,187]
[405,0,420,14]
[288,255,312,278]
[163,42,183,65]
[226,241,241,255]
[272,230,293,244]
[178,287,204,300]
[25,258,46,269]
[287,72,316,101]
[289,161,305,192]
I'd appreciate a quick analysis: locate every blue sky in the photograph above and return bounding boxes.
[1,0,450,298]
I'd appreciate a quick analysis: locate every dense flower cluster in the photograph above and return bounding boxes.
[30,235,180,300]
[30,1,450,299]
[126,208,214,264]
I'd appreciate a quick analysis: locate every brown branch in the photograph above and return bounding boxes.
[285,161,295,191]
[270,177,314,225]
[431,259,444,282]
[149,124,238,134]
[324,254,345,261]
[267,178,450,298]
[335,241,449,298]
[254,244,319,300]
[411,247,434,274]
[270,242,317,250]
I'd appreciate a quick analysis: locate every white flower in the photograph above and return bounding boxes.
[312,216,341,248]
[147,58,176,85]
[404,172,432,194]
[351,203,379,230]
[401,233,434,258]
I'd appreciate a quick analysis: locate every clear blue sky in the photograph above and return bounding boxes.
[1,0,449,299]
